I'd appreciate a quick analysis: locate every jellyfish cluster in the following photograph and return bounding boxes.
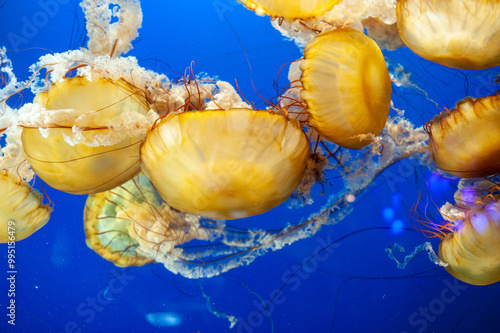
[1,0,500,286]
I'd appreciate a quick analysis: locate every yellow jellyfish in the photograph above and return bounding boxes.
[86,172,312,278]
[426,91,500,178]
[397,0,500,70]
[0,171,52,243]
[300,28,392,149]
[84,174,154,267]
[238,0,343,20]
[140,109,310,220]
[84,173,211,270]
[22,76,151,194]
[439,190,500,285]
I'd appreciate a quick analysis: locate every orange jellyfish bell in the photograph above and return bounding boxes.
[426,91,500,178]
[0,171,52,243]
[300,28,392,149]
[397,0,500,70]
[140,109,310,220]
[238,0,342,20]
[22,76,151,194]
[439,192,500,285]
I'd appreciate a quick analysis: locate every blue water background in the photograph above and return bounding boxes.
[1,1,500,332]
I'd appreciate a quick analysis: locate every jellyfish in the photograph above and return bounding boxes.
[140,108,310,220]
[84,173,154,267]
[0,170,52,243]
[426,91,500,178]
[84,172,313,278]
[1,0,430,282]
[437,182,500,285]
[89,110,427,279]
[396,0,500,70]
[240,1,402,51]
[8,0,156,196]
[21,75,151,194]
[237,0,342,20]
[0,122,52,243]
[299,28,391,149]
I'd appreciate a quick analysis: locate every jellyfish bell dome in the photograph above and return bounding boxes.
[426,91,500,178]
[140,108,310,220]
[299,28,392,149]
[397,0,500,70]
[21,75,151,195]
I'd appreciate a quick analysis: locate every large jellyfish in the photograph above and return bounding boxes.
[299,28,391,149]
[396,0,500,69]
[140,108,310,219]
[426,91,500,178]
[437,181,500,285]
[21,76,151,194]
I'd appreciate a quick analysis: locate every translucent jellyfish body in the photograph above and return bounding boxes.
[426,91,500,178]
[22,76,151,194]
[84,173,207,268]
[84,174,154,267]
[84,173,263,278]
[0,171,51,242]
[397,0,500,70]
[300,28,391,149]
[439,194,500,285]
[141,109,310,220]
[238,0,342,20]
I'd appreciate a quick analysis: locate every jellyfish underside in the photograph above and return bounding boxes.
[439,195,500,286]
[397,0,500,70]
[300,28,391,149]
[427,91,500,178]
[0,171,52,243]
[140,108,310,220]
[22,76,150,195]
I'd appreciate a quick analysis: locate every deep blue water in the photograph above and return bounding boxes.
[1,1,500,333]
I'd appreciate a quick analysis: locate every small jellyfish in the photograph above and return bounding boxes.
[0,171,51,243]
[238,0,342,20]
[426,91,500,178]
[84,172,278,278]
[397,0,500,69]
[300,28,391,149]
[140,108,310,220]
[439,190,500,285]
[84,173,155,267]
[22,76,151,194]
